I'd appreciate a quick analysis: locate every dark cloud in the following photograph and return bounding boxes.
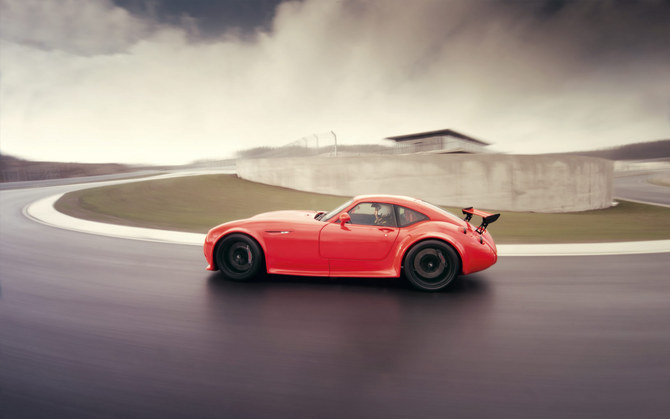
[498,0,670,62]
[112,0,287,38]
[1,0,668,164]
[110,0,670,58]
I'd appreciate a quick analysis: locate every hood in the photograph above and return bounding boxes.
[250,210,319,221]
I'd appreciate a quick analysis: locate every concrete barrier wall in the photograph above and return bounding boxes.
[237,154,613,212]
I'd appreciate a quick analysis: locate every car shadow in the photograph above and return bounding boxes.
[207,270,490,296]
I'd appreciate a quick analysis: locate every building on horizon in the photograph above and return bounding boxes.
[385,129,491,154]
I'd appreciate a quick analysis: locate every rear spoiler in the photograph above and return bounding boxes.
[462,207,500,234]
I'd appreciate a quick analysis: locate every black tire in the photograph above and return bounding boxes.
[403,240,461,291]
[215,234,264,281]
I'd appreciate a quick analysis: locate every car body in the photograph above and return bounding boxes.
[204,195,499,291]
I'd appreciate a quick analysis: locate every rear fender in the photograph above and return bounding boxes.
[393,230,466,276]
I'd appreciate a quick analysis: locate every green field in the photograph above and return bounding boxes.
[55,174,670,243]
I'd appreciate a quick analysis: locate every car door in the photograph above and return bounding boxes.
[262,220,328,275]
[319,202,400,260]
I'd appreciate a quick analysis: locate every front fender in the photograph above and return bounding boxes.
[205,224,268,271]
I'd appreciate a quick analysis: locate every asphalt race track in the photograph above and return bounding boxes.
[615,169,670,206]
[1,180,670,418]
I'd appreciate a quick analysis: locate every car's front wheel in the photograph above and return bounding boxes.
[215,234,264,281]
[403,240,460,291]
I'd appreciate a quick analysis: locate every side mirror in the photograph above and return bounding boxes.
[339,213,351,227]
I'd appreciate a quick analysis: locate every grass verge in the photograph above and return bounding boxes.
[54,174,670,243]
[55,175,346,234]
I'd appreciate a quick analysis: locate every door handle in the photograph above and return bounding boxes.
[378,228,394,233]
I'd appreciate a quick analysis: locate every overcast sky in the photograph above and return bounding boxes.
[1,0,669,164]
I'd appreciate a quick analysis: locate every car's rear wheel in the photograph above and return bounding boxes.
[404,240,460,291]
[216,234,264,281]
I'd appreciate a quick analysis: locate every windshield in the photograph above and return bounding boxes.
[319,199,353,222]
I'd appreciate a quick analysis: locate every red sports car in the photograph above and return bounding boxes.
[204,195,499,291]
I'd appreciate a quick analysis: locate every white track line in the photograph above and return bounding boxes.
[25,192,205,246]
[25,192,670,256]
[497,241,670,256]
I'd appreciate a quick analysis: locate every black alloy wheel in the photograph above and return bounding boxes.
[216,234,264,281]
[403,240,460,291]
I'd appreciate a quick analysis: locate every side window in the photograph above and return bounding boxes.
[348,202,397,227]
[396,206,428,227]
